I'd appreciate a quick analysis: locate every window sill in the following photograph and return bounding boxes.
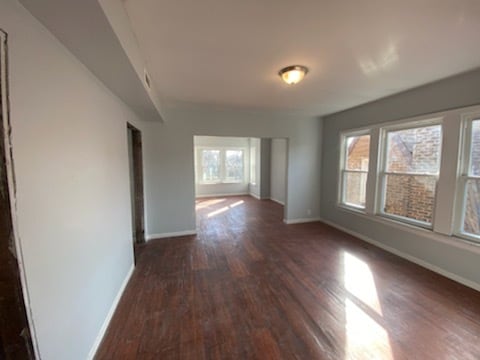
[378,212,432,230]
[198,181,244,185]
[336,205,480,255]
[337,203,366,215]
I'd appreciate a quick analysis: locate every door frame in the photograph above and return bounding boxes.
[127,123,145,244]
[0,29,39,359]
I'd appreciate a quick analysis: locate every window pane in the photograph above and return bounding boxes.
[343,172,367,207]
[470,120,480,176]
[386,125,441,174]
[384,174,436,223]
[346,135,370,171]
[463,179,480,236]
[201,150,221,182]
[225,150,243,182]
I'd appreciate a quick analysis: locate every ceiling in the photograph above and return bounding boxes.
[19,0,164,121]
[123,0,480,116]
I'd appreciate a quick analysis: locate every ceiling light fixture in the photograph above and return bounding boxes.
[278,65,309,85]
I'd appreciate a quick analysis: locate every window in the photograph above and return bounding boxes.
[225,150,243,182]
[458,118,480,240]
[197,148,245,184]
[201,149,221,182]
[336,105,480,244]
[380,123,442,226]
[340,133,370,209]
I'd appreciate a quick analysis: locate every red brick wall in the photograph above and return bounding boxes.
[383,126,440,223]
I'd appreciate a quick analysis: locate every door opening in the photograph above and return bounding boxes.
[0,30,35,359]
[193,136,289,222]
[127,123,145,252]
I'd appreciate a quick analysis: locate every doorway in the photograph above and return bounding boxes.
[0,30,35,359]
[127,124,145,251]
[193,136,288,221]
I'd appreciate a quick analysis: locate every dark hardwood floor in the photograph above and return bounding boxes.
[96,196,480,359]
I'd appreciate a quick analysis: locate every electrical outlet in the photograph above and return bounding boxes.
[307,209,311,216]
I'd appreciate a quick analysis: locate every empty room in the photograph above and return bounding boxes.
[1,0,480,359]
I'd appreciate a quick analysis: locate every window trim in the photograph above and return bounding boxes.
[249,145,256,185]
[376,118,443,228]
[454,113,480,243]
[196,146,247,185]
[338,129,371,211]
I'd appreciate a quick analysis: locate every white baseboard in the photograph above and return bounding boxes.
[88,263,135,360]
[195,192,248,198]
[320,218,480,293]
[270,197,285,206]
[146,230,197,241]
[284,217,322,225]
[249,192,261,200]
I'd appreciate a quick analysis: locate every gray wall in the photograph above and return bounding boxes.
[270,138,287,205]
[321,68,480,289]
[143,103,322,236]
[259,138,272,199]
[1,0,142,358]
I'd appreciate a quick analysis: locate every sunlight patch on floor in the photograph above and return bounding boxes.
[195,198,226,210]
[344,252,394,360]
[229,200,244,208]
[345,299,393,360]
[207,200,245,217]
[344,252,382,315]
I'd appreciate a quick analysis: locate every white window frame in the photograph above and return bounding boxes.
[249,145,256,185]
[338,130,371,211]
[454,113,480,243]
[376,118,443,229]
[335,105,480,249]
[196,146,247,184]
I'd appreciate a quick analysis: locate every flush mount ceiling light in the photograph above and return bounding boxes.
[278,65,309,85]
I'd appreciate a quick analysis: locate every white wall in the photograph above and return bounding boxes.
[194,136,250,197]
[270,138,287,205]
[1,0,142,358]
[321,68,480,290]
[143,103,322,237]
[248,137,261,198]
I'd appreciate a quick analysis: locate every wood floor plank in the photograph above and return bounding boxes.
[96,196,480,360]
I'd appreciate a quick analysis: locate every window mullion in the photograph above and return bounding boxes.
[434,113,462,235]
[365,128,379,215]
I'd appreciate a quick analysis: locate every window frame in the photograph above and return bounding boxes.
[335,105,480,248]
[376,118,443,229]
[338,129,371,211]
[249,145,256,185]
[196,146,247,185]
[454,113,480,243]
